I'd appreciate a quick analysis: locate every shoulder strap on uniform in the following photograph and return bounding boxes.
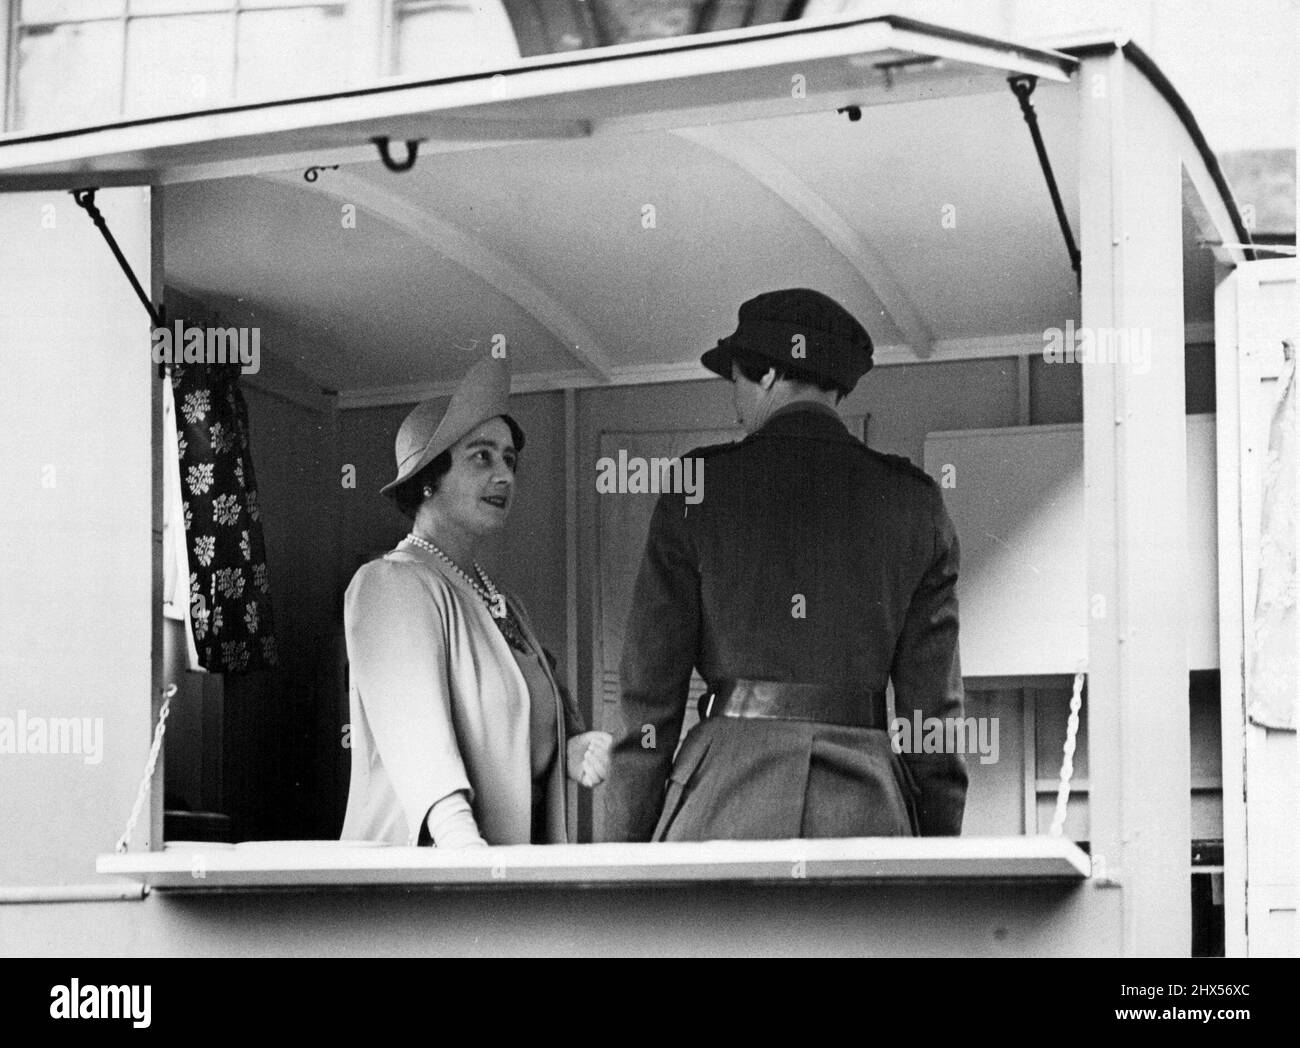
[867,448,938,486]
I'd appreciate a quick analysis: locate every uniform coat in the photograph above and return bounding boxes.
[341,543,584,845]
[605,402,967,842]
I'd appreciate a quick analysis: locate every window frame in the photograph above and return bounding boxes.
[0,13,1094,895]
[5,0,353,134]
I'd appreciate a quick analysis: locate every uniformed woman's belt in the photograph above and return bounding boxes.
[699,678,886,730]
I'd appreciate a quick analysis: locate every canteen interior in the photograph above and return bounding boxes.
[3,26,1272,956]
[142,88,1225,856]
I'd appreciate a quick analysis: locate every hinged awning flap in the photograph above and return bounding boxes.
[0,15,1074,191]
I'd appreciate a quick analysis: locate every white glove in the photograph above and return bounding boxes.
[567,731,613,787]
[426,790,488,848]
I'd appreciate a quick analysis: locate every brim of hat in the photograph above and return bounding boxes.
[379,412,526,496]
[700,342,734,379]
[379,454,431,496]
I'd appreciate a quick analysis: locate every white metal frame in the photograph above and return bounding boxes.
[1214,257,1298,957]
[1075,41,1256,955]
[1,0,14,132]
[1079,47,1184,956]
[6,19,1271,948]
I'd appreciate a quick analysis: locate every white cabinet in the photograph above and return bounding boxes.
[924,415,1219,676]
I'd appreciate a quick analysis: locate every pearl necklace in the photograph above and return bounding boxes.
[404,533,507,620]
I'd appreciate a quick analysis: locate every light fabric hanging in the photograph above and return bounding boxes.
[162,377,201,671]
[1248,340,1296,730]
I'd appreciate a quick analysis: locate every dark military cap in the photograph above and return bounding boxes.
[700,288,874,394]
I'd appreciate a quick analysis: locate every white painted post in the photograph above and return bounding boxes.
[1078,49,1192,956]
[1213,265,1249,956]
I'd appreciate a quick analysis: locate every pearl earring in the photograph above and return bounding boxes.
[423,488,433,498]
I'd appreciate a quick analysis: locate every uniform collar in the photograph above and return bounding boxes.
[751,400,854,443]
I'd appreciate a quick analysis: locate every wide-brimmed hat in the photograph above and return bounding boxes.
[380,357,524,495]
[700,288,873,394]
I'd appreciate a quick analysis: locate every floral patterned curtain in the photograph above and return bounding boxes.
[171,353,278,674]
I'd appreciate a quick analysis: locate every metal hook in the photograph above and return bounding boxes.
[372,137,420,173]
[1008,74,1038,102]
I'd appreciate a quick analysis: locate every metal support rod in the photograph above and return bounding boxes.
[71,188,164,328]
[1008,75,1082,285]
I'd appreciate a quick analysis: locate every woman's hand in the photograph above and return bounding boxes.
[566,731,612,788]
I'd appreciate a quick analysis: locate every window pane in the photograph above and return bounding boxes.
[20,0,126,22]
[241,0,342,7]
[124,14,235,116]
[590,1,704,43]
[14,21,125,132]
[234,7,349,101]
[129,0,233,14]
[699,0,752,33]
[395,3,519,79]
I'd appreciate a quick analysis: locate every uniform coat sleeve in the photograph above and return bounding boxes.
[345,561,474,840]
[890,490,968,835]
[605,491,700,842]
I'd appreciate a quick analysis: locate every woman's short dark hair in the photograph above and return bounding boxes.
[731,348,846,400]
[391,451,453,520]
